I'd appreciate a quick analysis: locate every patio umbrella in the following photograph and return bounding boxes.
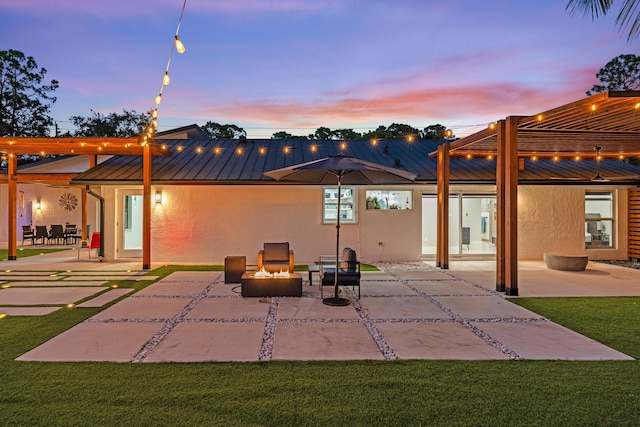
[264,154,417,306]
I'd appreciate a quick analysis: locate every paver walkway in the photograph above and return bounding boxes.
[12,263,634,363]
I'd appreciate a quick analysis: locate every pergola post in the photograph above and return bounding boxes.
[505,116,519,295]
[437,142,450,269]
[495,120,506,292]
[7,155,17,260]
[143,143,152,270]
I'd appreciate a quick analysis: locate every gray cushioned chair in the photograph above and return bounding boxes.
[258,242,294,273]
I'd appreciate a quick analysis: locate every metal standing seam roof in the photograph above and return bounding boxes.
[69,138,640,186]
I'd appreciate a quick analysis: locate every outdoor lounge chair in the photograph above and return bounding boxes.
[21,225,35,246]
[257,242,294,273]
[319,247,361,298]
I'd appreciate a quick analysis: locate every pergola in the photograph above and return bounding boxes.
[0,137,169,268]
[430,91,640,295]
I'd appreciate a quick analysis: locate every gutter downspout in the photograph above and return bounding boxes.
[85,185,104,261]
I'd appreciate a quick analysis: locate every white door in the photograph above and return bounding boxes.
[118,190,143,258]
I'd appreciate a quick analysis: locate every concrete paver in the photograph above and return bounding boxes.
[17,322,164,362]
[272,322,385,361]
[0,287,105,305]
[0,307,60,316]
[91,296,191,320]
[376,322,510,360]
[2,280,108,287]
[144,322,266,362]
[475,321,634,360]
[360,296,450,319]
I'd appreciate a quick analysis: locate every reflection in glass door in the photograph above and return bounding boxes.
[421,194,496,256]
[119,191,143,257]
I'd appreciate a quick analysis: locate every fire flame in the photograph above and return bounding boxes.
[253,267,291,278]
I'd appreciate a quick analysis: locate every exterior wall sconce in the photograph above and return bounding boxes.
[35,201,41,210]
[155,191,162,204]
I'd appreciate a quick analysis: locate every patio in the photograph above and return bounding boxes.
[1,250,637,362]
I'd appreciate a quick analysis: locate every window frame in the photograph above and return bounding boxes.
[322,186,357,224]
[585,191,615,249]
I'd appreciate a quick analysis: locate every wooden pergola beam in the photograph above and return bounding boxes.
[2,138,166,265]
[0,137,170,157]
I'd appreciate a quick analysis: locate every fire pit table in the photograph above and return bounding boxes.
[241,272,302,297]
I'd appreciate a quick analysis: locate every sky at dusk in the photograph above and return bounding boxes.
[1,0,635,138]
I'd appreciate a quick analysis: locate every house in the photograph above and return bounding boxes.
[2,94,639,272]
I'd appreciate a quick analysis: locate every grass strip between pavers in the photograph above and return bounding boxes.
[0,269,639,426]
[0,248,70,261]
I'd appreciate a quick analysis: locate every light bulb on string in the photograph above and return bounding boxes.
[163,71,170,86]
[175,36,186,53]
[152,109,158,119]
[155,93,162,105]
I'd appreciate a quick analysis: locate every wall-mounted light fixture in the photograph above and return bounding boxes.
[155,191,162,204]
[35,201,41,210]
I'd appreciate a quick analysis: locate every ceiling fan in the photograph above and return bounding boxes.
[548,146,640,183]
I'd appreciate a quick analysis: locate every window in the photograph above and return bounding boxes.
[323,187,357,224]
[585,191,614,248]
[365,190,413,210]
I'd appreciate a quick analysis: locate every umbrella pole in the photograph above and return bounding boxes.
[323,172,350,306]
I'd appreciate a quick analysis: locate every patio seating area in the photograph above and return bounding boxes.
[2,250,638,363]
[22,224,82,246]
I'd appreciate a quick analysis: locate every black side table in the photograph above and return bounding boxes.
[225,256,246,283]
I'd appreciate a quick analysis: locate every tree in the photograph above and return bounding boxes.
[0,49,59,137]
[70,109,149,137]
[313,126,332,139]
[201,121,246,139]
[566,0,640,42]
[586,53,640,95]
[362,123,420,140]
[271,131,308,139]
[420,124,448,139]
[331,128,362,140]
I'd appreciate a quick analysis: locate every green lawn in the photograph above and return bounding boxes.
[0,247,70,261]
[1,268,639,426]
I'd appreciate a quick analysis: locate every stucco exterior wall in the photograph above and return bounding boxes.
[99,185,423,264]
[518,185,628,260]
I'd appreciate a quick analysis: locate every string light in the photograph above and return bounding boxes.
[259,147,266,155]
[142,0,188,146]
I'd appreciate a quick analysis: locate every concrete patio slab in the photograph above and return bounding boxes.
[91,297,191,320]
[360,280,419,296]
[376,322,510,360]
[2,280,108,287]
[62,275,141,281]
[0,287,105,305]
[360,272,397,281]
[411,280,491,296]
[77,288,135,307]
[475,321,634,360]
[16,322,164,362]
[0,307,60,316]
[433,295,542,319]
[360,296,451,320]
[207,283,242,297]
[272,322,385,361]
[186,297,271,319]
[136,282,210,297]
[277,297,361,320]
[393,270,455,281]
[157,271,222,282]
[143,322,265,362]
[0,275,63,281]
[62,271,145,276]
[0,271,59,275]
